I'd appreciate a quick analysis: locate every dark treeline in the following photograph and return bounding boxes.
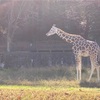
[0,0,100,44]
[0,0,100,67]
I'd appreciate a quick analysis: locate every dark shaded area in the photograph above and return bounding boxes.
[1,51,74,68]
[80,81,100,88]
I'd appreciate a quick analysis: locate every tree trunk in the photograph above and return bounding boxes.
[7,33,11,52]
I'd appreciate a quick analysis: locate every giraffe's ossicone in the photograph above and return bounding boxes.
[46,24,100,81]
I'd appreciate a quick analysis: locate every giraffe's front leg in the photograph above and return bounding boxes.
[76,56,82,81]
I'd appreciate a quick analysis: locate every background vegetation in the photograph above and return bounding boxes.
[0,0,100,50]
[0,66,99,87]
[0,0,99,67]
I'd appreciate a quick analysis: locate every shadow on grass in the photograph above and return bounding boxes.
[0,80,8,85]
[80,81,100,88]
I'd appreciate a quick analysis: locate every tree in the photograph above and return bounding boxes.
[0,0,39,52]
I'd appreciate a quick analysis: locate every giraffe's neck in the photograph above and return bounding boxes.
[56,29,84,43]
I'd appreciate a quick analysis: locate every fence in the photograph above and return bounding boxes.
[0,40,91,68]
[0,50,76,68]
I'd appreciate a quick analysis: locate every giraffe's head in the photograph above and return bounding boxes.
[46,24,58,36]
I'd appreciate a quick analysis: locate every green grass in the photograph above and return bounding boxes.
[0,66,99,86]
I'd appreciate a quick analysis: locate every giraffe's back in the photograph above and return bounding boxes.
[72,39,100,57]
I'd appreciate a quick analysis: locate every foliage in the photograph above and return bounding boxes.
[0,66,99,87]
[0,0,100,45]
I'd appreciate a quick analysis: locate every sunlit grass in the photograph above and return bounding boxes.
[0,85,99,100]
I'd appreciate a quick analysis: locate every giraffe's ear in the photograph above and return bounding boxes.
[53,24,56,27]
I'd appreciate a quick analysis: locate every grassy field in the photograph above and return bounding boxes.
[0,66,100,100]
[0,85,100,100]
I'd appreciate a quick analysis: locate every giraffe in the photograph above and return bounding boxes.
[46,24,100,81]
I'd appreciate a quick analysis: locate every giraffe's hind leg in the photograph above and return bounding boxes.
[88,67,95,82]
[88,66,100,82]
[88,56,95,81]
[88,55,99,81]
